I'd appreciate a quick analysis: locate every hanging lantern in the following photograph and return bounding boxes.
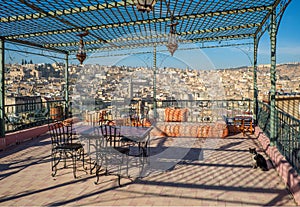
[134,0,156,13]
[76,38,86,64]
[167,32,178,56]
[76,31,89,64]
[166,21,178,56]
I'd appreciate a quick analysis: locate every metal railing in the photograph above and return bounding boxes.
[78,99,254,125]
[2,98,254,133]
[257,101,271,138]
[277,109,300,173]
[3,98,300,174]
[4,99,66,133]
[257,100,300,173]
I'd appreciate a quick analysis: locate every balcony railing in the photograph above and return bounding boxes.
[78,99,253,125]
[257,100,300,174]
[4,99,66,133]
[257,101,271,137]
[3,98,299,174]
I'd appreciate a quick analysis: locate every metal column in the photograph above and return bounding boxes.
[269,9,277,146]
[153,45,157,119]
[64,53,69,119]
[0,38,5,137]
[253,36,258,125]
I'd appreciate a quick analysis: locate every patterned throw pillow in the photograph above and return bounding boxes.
[164,108,188,122]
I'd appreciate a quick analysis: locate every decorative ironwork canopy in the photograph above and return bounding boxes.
[0,0,291,55]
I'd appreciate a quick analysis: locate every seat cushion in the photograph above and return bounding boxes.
[114,147,130,154]
[56,143,83,150]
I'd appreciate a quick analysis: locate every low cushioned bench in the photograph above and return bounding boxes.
[150,108,228,138]
[151,121,228,138]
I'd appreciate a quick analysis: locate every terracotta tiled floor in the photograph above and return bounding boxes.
[0,132,297,206]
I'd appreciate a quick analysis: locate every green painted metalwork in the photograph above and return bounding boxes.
[0,1,288,54]
[258,100,300,174]
[1,3,271,24]
[66,35,254,54]
[5,9,264,41]
[253,36,258,125]
[276,110,300,173]
[43,22,258,52]
[257,101,271,138]
[0,38,4,137]
[269,9,278,146]
[4,100,65,133]
[86,42,253,58]
[153,44,157,119]
[256,0,292,40]
[64,54,69,119]
[6,39,67,54]
[5,46,66,60]
[1,1,125,23]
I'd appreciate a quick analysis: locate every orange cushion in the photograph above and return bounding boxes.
[164,108,188,122]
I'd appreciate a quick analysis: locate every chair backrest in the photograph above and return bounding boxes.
[90,125,114,152]
[128,107,138,126]
[99,124,121,147]
[130,116,140,127]
[98,110,108,126]
[48,120,74,147]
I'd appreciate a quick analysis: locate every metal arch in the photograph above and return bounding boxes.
[64,34,254,54]
[43,23,258,49]
[6,39,68,54]
[255,0,291,39]
[274,0,292,35]
[80,42,253,59]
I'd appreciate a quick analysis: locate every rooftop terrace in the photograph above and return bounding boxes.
[0,131,297,206]
[1,0,299,206]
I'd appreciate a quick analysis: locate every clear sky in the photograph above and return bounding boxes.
[203,0,300,69]
[5,0,300,70]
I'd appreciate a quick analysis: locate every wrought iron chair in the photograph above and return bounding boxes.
[121,107,151,158]
[128,106,151,127]
[97,110,110,126]
[48,120,85,178]
[94,124,130,186]
[121,107,151,157]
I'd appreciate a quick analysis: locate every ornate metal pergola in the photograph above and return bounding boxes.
[0,0,292,138]
[0,0,290,53]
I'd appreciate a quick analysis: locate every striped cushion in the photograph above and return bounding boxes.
[164,108,188,122]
